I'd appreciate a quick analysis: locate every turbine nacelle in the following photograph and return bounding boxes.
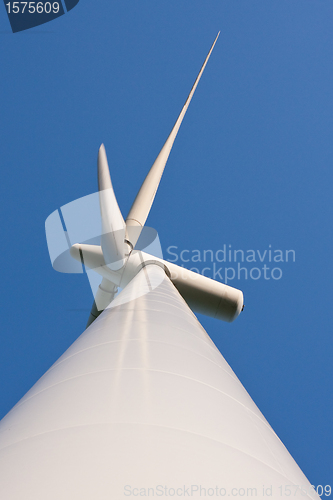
[70,242,244,323]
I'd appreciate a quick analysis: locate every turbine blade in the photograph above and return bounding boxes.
[98,144,126,270]
[126,32,220,246]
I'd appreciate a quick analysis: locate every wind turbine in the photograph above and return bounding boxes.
[0,34,320,500]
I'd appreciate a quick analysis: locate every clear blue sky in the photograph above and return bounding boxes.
[0,0,332,489]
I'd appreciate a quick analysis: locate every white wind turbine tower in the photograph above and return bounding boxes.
[0,35,320,500]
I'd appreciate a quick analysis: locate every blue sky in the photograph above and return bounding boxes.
[0,0,332,489]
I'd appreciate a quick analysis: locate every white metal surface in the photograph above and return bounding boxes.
[0,265,319,499]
